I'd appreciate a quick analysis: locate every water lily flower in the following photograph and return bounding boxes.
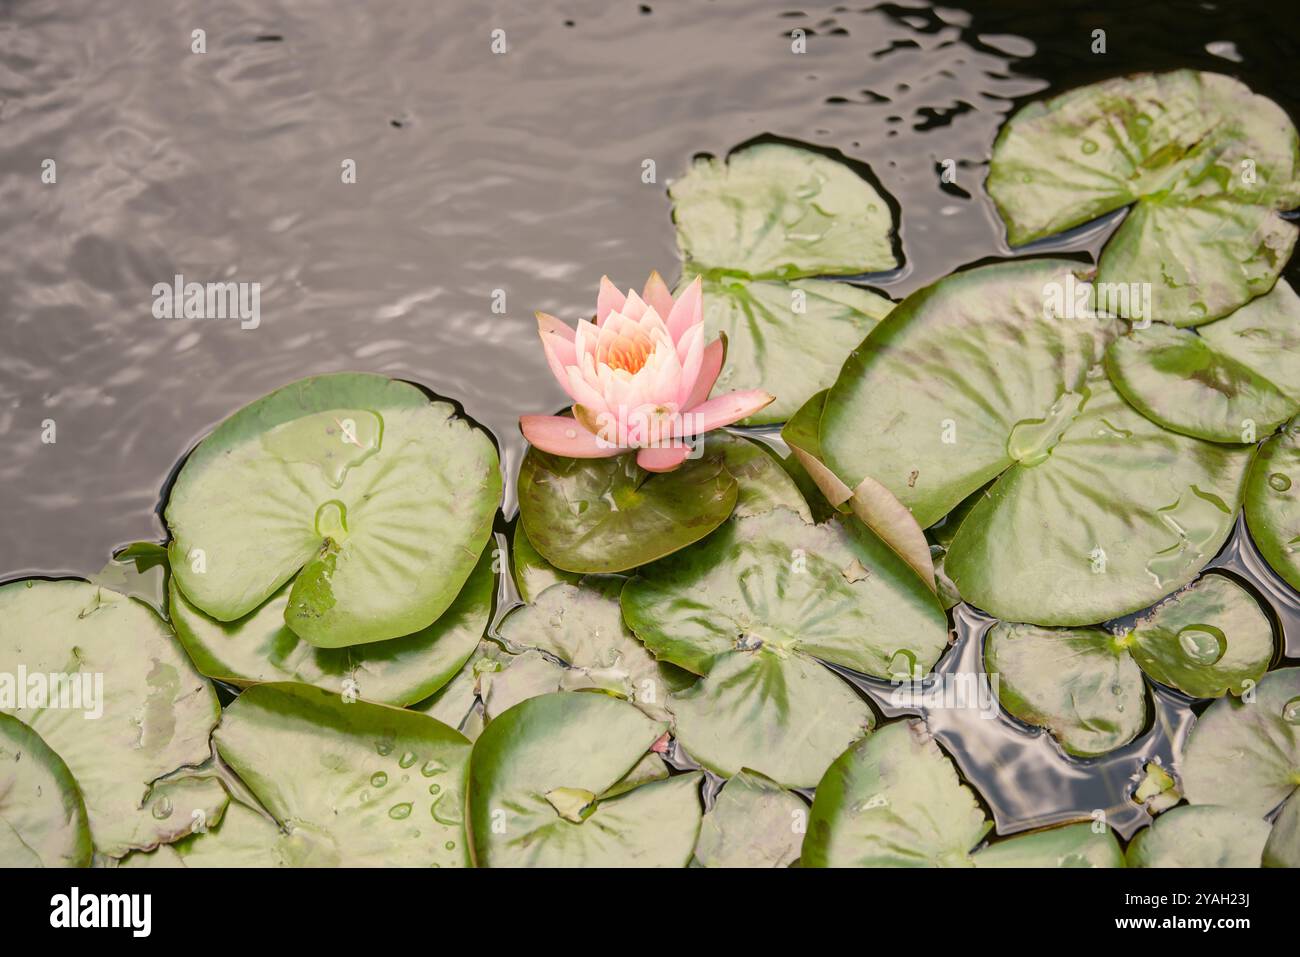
[520,273,775,472]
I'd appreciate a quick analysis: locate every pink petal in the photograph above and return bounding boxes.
[665,275,702,343]
[642,271,676,324]
[674,322,705,406]
[520,416,623,458]
[536,311,575,342]
[596,276,626,326]
[620,289,648,322]
[678,389,775,435]
[541,334,581,401]
[637,444,692,472]
[683,335,726,410]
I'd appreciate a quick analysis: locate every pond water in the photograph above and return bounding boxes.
[3,0,1297,841]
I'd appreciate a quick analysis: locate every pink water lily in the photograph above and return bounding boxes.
[520,273,775,472]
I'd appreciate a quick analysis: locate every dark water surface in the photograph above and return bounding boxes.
[3,0,1299,840]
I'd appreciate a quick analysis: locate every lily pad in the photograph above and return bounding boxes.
[409,640,503,736]
[0,714,92,867]
[711,432,811,521]
[821,259,1254,624]
[1126,573,1273,698]
[1264,792,1300,868]
[988,70,1300,324]
[686,274,892,424]
[165,372,501,648]
[669,141,899,279]
[517,444,738,574]
[1104,282,1300,443]
[1244,419,1300,592]
[622,507,948,679]
[467,692,702,867]
[803,720,1124,867]
[169,544,494,707]
[0,580,219,857]
[479,649,569,722]
[1126,805,1271,867]
[693,769,807,868]
[1180,667,1300,817]
[119,801,287,868]
[984,622,1147,757]
[510,522,578,604]
[213,682,472,866]
[496,581,689,721]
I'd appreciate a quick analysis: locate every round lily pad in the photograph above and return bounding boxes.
[517,444,738,574]
[169,543,494,707]
[1105,322,1299,443]
[467,692,702,867]
[0,580,220,857]
[0,714,92,867]
[1125,805,1271,867]
[213,682,472,867]
[165,372,501,648]
[803,720,1123,867]
[693,769,807,868]
[984,622,1147,757]
[668,141,899,279]
[1180,667,1300,818]
[821,259,1253,625]
[1244,419,1300,592]
[686,274,893,425]
[1126,573,1273,698]
[988,70,1300,324]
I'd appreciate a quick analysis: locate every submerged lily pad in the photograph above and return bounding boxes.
[802,720,1122,867]
[686,274,892,424]
[1244,419,1300,592]
[517,444,738,574]
[1180,667,1300,817]
[0,714,92,867]
[1126,805,1271,867]
[693,769,807,868]
[988,70,1300,324]
[170,544,494,707]
[496,580,689,721]
[0,581,219,857]
[467,692,702,867]
[984,623,1146,757]
[1126,573,1273,698]
[669,141,898,279]
[510,522,578,604]
[213,682,472,867]
[165,373,501,648]
[821,260,1253,625]
[1104,282,1300,443]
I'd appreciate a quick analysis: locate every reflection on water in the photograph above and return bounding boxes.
[4,0,1298,841]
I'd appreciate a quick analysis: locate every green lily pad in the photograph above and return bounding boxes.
[1180,667,1300,818]
[1126,805,1271,867]
[971,822,1125,868]
[88,542,171,618]
[926,486,986,610]
[686,274,892,424]
[118,801,287,868]
[467,692,702,867]
[1104,281,1300,443]
[803,720,1123,867]
[409,640,503,736]
[988,70,1300,324]
[517,444,738,574]
[510,522,578,604]
[1264,792,1300,867]
[710,432,811,521]
[669,141,899,279]
[169,544,494,707]
[496,581,688,721]
[213,682,472,866]
[984,622,1147,757]
[668,650,876,788]
[479,649,569,722]
[693,769,807,868]
[165,373,501,648]
[1244,419,1300,592]
[1126,573,1273,698]
[0,580,220,857]
[622,506,948,679]
[0,714,92,867]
